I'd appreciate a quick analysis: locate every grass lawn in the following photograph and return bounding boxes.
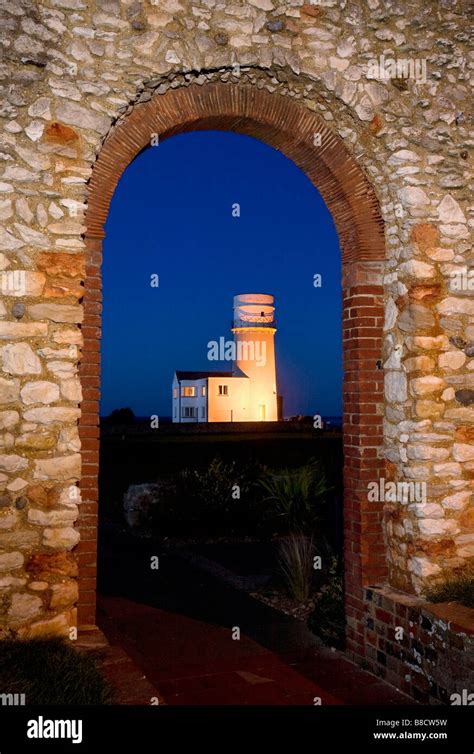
[0,637,113,705]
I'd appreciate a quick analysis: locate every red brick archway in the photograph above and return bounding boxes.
[79,83,386,657]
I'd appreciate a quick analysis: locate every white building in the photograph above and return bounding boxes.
[172,293,278,423]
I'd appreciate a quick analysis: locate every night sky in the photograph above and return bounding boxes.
[101,130,342,419]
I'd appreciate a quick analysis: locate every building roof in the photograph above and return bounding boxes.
[175,370,234,381]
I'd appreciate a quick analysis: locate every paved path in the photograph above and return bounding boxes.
[97,528,411,706]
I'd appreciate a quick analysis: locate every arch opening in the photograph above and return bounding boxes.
[79,83,386,661]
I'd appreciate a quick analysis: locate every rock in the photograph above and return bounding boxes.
[50,579,78,609]
[410,503,444,518]
[438,351,466,370]
[454,426,474,442]
[0,227,24,251]
[0,322,48,339]
[0,410,19,429]
[406,335,449,351]
[0,551,23,572]
[400,260,436,280]
[0,509,17,529]
[398,187,429,208]
[0,454,28,473]
[437,298,474,316]
[23,407,81,424]
[455,389,474,406]
[60,378,82,402]
[28,303,83,323]
[384,297,397,330]
[1,343,41,375]
[442,491,471,510]
[265,19,284,32]
[410,376,445,396]
[385,371,407,402]
[408,284,441,302]
[453,443,474,462]
[404,356,434,372]
[56,101,109,134]
[53,329,82,346]
[17,610,75,639]
[408,557,441,577]
[15,431,56,451]
[20,381,60,405]
[36,252,84,277]
[418,519,459,536]
[407,445,449,461]
[398,304,435,333]
[123,481,175,528]
[437,195,466,224]
[42,527,80,550]
[26,551,78,578]
[415,400,444,419]
[28,506,78,526]
[0,377,20,403]
[33,454,81,482]
[44,121,80,144]
[58,426,80,453]
[8,593,43,625]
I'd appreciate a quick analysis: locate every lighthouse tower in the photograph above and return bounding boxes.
[232,293,278,421]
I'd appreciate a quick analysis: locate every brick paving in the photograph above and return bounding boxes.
[97,595,412,706]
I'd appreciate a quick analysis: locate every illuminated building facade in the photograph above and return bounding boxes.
[172,294,278,422]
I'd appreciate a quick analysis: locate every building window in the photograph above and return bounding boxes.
[182,406,195,418]
[174,407,177,417]
[181,386,195,397]
[173,388,177,398]
[218,385,228,396]
[201,386,206,397]
[201,406,205,418]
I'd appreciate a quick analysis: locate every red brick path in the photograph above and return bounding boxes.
[98,595,411,706]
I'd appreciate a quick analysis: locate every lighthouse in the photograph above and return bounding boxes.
[172,293,279,423]
[231,293,278,421]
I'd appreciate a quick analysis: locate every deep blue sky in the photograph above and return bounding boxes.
[101,130,342,418]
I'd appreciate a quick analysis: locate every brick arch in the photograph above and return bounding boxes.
[80,83,386,656]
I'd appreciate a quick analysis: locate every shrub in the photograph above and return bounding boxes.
[0,637,113,705]
[177,458,263,530]
[425,566,474,609]
[258,459,331,532]
[278,533,315,602]
[104,407,135,425]
[307,556,346,649]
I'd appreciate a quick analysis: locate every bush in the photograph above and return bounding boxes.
[0,637,113,705]
[307,556,346,649]
[258,459,331,533]
[104,407,135,425]
[177,458,264,530]
[278,533,315,602]
[425,566,474,609]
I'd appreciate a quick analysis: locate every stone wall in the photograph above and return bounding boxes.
[0,0,472,678]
